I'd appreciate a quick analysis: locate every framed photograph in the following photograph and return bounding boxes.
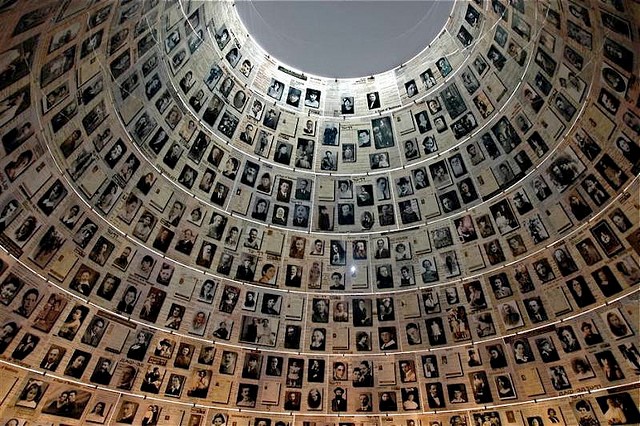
[489,199,519,235]
[304,88,321,108]
[493,160,519,188]
[460,68,480,96]
[41,385,91,419]
[403,139,420,161]
[366,91,381,109]
[405,80,418,98]
[506,234,527,256]
[419,257,439,284]
[590,220,624,257]
[570,356,595,381]
[371,116,394,149]
[415,110,432,134]
[337,143,355,164]
[440,83,467,119]
[615,255,640,286]
[600,308,633,339]
[595,392,640,424]
[531,256,555,283]
[369,152,389,170]
[14,377,49,409]
[239,315,279,347]
[500,300,524,330]
[429,160,452,189]
[446,383,468,404]
[473,91,495,118]
[436,57,452,77]
[494,25,508,47]
[398,199,421,224]
[440,250,460,278]
[524,215,549,244]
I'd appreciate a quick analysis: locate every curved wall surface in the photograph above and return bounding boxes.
[0,0,638,425]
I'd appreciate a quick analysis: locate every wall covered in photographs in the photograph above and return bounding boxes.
[0,0,638,425]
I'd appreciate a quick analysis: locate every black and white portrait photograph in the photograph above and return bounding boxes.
[366,91,380,109]
[304,88,321,108]
[545,148,586,192]
[372,117,394,149]
[429,160,452,189]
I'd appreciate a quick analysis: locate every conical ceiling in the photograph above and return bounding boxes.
[0,0,638,425]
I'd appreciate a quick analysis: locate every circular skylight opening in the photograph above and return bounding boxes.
[236,0,455,78]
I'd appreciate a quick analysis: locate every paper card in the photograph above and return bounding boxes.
[20,163,52,198]
[520,367,546,397]
[229,188,252,216]
[398,293,421,319]
[277,110,298,138]
[77,164,106,199]
[484,72,507,102]
[149,184,173,213]
[263,229,285,256]
[395,109,416,136]
[48,252,79,282]
[412,232,432,254]
[476,168,500,198]
[0,367,19,406]
[209,378,232,404]
[174,274,198,300]
[349,265,369,290]
[284,296,304,321]
[582,106,616,141]
[316,180,335,201]
[538,108,566,141]
[377,361,397,386]
[547,286,573,317]
[149,407,186,426]
[332,327,349,351]
[419,191,441,219]
[545,203,573,234]
[104,325,131,354]
[261,382,281,405]
[442,352,463,378]
[461,244,486,272]
[118,94,144,127]
[77,57,101,86]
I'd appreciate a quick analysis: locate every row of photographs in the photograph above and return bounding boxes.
[1,173,638,315]
[0,0,636,342]
[1,272,638,399]
[2,358,638,426]
[88,18,636,236]
[1,103,638,298]
[3,291,637,372]
[1,227,637,353]
[2,153,636,298]
[1,247,638,354]
[4,356,640,417]
[3,0,632,272]
[0,294,638,416]
[0,0,636,422]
